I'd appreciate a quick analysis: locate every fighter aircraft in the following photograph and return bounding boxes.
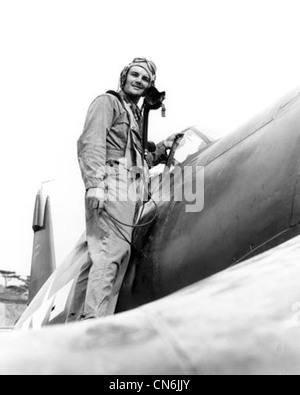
[15,86,300,329]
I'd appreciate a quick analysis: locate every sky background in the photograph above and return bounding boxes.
[1,0,300,275]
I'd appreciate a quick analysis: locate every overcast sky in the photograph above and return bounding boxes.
[1,0,300,275]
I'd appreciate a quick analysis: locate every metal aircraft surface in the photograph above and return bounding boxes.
[4,234,300,375]
[16,87,300,329]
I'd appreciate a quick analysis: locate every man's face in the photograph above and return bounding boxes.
[123,66,151,99]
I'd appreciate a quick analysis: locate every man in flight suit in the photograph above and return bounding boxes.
[75,58,179,320]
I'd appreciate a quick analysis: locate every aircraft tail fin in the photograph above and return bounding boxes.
[28,190,56,304]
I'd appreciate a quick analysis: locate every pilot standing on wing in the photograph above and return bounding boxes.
[71,58,179,320]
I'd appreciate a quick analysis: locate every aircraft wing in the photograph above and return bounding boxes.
[6,234,300,374]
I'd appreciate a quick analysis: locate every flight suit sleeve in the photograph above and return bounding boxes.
[146,141,169,168]
[77,95,117,190]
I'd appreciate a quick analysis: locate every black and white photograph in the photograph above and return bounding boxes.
[1,0,300,377]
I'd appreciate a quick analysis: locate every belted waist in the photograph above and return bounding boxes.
[106,148,135,160]
[106,147,143,168]
[106,148,126,161]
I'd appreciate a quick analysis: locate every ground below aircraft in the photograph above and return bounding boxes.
[15,86,300,329]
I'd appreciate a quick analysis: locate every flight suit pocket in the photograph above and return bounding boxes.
[115,111,129,124]
[109,111,130,150]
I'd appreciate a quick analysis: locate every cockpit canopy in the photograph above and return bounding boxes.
[150,126,215,176]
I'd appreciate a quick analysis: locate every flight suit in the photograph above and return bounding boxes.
[70,91,167,320]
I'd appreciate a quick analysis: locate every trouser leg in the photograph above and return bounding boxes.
[66,255,92,322]
[82,164,139,319]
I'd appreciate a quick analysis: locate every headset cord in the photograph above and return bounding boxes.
[104,196,158,229]
[103,196,158,257]
[109,216,148,261]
